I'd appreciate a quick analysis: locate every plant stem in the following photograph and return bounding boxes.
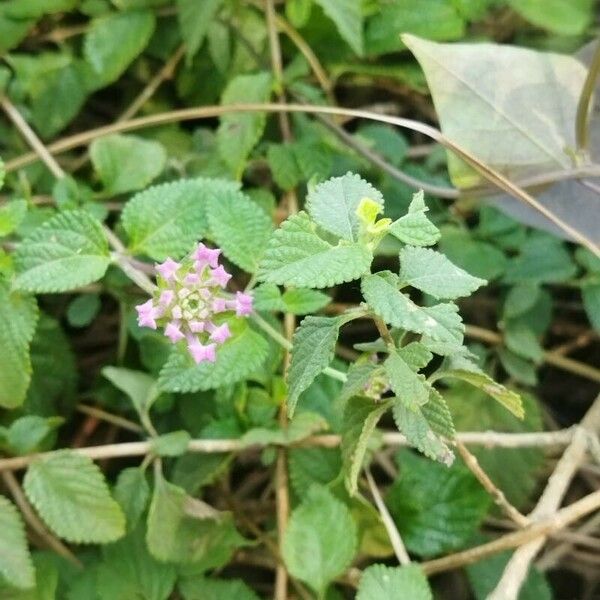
[576,38,600,154]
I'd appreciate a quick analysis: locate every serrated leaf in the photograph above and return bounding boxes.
[0,200,27,237]
[397,342,433,372]
[259,212,373,288]
[307,172,383,242]
[23,451,125,544]
[267,143,302,191]
[384,349,430,409]
[388,191,440,246]
[399,246,486,300]
[0,496,34,589]
[287,316,342,416]
[158,320,268,392]
[177,0,223,62]
[439,368,524,418]
[91,134,166,196]
[282,485,358,596]
[3,415,63,455]
[121,179,232,260]
[314,0,364,55]
[217,72,272,177]
[339,361,381,402]
[14,210,110,293]
[387,451,491,557]
[288,447,342,498]
[151,431,191,457]
[341,396,393,495]
[206,188,272,272]
[281,288,331,314]
[241,412,328,447]
[0,282,38,409]
[114,468,150,532]
[392,400,454,465]
[84,10,155,87]
[146,474,245,564]
[357,564,432,600]
[361,272,464,349]
[423,388,456,440]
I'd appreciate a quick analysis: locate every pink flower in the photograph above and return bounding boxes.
[135,243,252,365]
[155,258,180,282]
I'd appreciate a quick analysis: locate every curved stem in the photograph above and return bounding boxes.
[576,38,600,154]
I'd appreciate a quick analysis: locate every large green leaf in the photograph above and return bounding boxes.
[313,0,364,55]
[158,320,269,392]
[0,282,38,409]
[253,284,331,314]
[341,396,393,495]
[282,486,357,596]
[217,72,272,177]
[121,178,236,261]
[388,190,440,247]
[23,451,125,544]
[259,212,373,288]
[387,451,491,557]
[357,564,432,600]
[177,0,223,61]
[306,172,383,242]
[384,349,430,408]
[84,10,155,87]
[206,188,272,272]
[90,134,167,196]
[14,210,110,293]
[0,496,34,589]
[287,316,341,416]
[361,272,464,350]
[508,0,594,35]
[399,246,486,300]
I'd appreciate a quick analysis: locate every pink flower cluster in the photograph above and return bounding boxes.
[135,243,253,364]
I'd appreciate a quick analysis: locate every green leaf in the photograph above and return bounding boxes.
[387,451,491,557]
[504,324,543,364]
[508,0,593,35]
[306,172,383,242]
[388,191,440,247]
[102,366,158,420]
[0,200,27,237]
[179,577,260,600]
[361,272,464,350]
[84,10,155,86]
[399,246,486,300]
[402,35,586,189]
[289,447,342,498]
[423,388,456,440]
[357,564,432,600]
[503,283,541,319]
[0,282,38,409]
[287,316,342,416]
[392,400,454,465]
[217,72,272,177]
[122,179,235,261]
[313,0,364,55]
[267,143,302,191]
[0,496,34,589]
[241,412,329,447]
[14,210,110,293]
[438,364,524,419]
[97,525,176,600]
[341,396,393,495]
[159,320,268,392]
[151,431,191,457]
[282,486,358,596]
[282,288,331,314]
[3,0,77,18]
[23,451,125,543]
[384,349,430,409]
[206,188,272,272]
[0,553,57,600]
[146,475,244,563]
[3,416,63,455]
[177,0,223,62]
[446,384,544,509]
[0,16,34,55]
[259,212,373,288]
[66,293,101,328]
[113,468,150,531]
[366,0,464,55]
[91,134,167,196]
[339,361,381,402]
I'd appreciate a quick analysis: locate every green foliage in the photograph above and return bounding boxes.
[313,0,364,56]
[357,564,432,600]
[258,212,373,287]
[66,293,101,327]
[387,451,492,557]
[91,134,167,195]
[0,496,34,589]
[14,210,110,293]
[23,451,126,543]
[384,349,430,408]
[0,282,38,409]
[388,191,440,246]
[253,284,331,314]
[179,577,260,600]
[287,316,342,415]
[0,415,62,455]
[0,200,27,236]
[113,468,150,531]
[177,0,223,62]
[508,0,594,35]
[282,486,357,597]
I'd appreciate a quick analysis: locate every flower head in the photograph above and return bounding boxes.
[135,244,253,364]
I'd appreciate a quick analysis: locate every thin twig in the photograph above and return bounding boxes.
[365,468,411,565]
[1,471,82,568]
[576,38,600,154]
[0,429,575,472]
[421,489,600,576]
[456,440,530,527]
[76,404,143,434]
